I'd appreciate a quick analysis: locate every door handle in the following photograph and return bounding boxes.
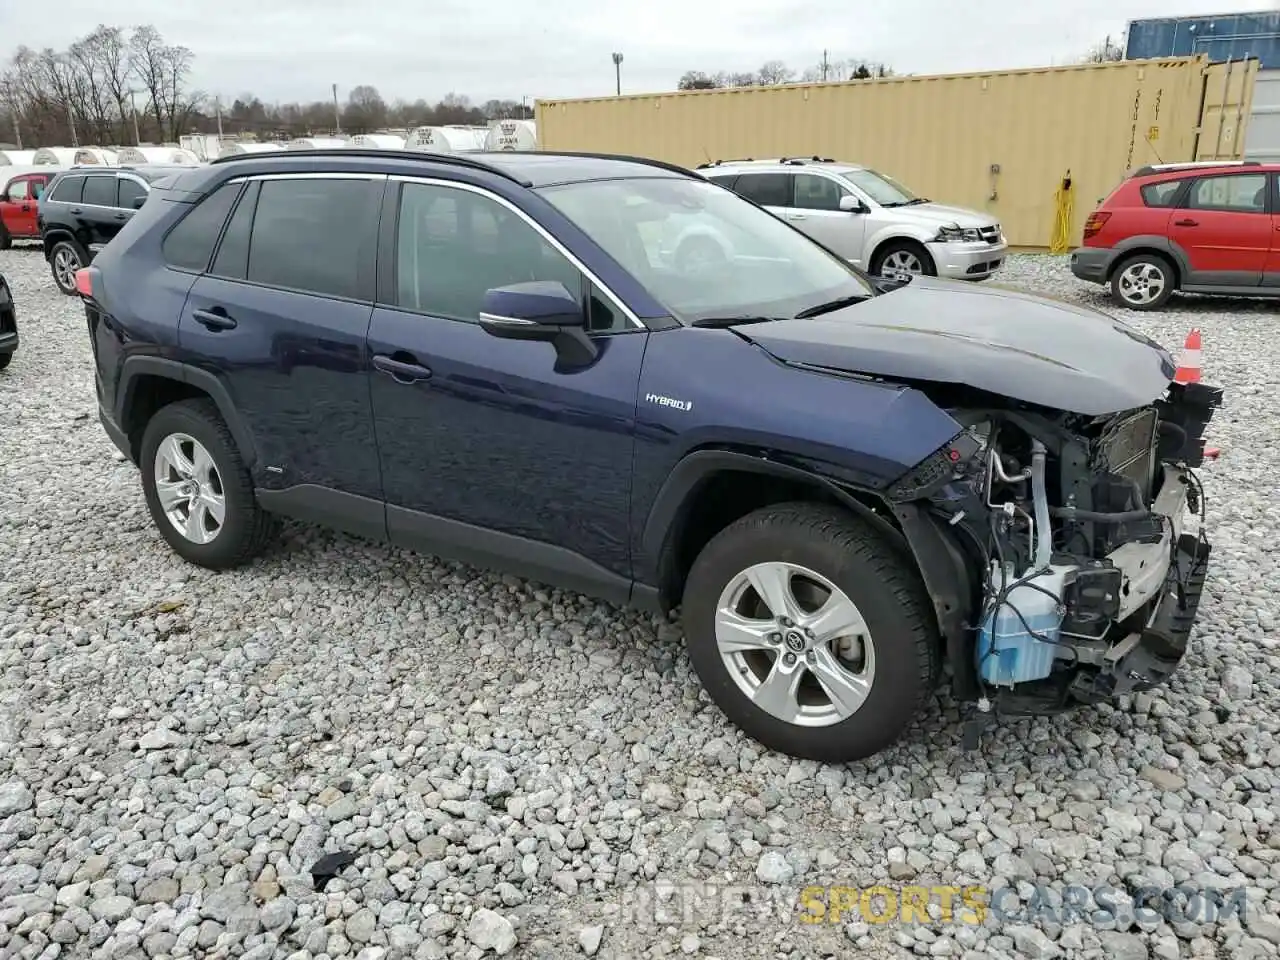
[372,354,432,384]
[70,207,83,215]
[192,308,237,331]
[1174,218,1199,227]
[21,204,30,212]
[113,213,127,221]
[787,213,807,220]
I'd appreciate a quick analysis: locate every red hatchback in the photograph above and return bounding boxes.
[1071,160,1280,310]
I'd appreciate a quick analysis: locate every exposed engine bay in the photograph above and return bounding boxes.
[884,379,1223,725]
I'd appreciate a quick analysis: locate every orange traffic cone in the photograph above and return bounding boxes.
[1174,329,1202,384]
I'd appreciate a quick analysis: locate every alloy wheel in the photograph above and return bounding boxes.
[714,560,876,728]
[153,432,226,544]
[53,246,81,291]
[879,249,925,280]
[1116,261,1166,306]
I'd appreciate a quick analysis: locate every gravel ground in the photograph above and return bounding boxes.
[0,246,1277,960]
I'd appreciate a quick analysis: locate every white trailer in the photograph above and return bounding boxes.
[484,120,537,152]
[214,142,287,159]
[71,147,119,166]
[0,150,37,166]
[32,147,80,166]
[350,134,406,149]
[116,146,201,165]
[287,137,349,151]
[403,126,486,154]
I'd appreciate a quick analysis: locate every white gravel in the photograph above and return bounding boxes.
[0,246,1278,960]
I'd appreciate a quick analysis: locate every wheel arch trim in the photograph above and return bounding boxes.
[117,356,257,468]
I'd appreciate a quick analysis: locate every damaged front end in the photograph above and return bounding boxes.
[884,378,1223,737]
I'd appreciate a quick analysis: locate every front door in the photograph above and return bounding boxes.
[1265,172,1280,290]
[1,176,40,239]
[366,178,645,601]
[176,173,386,538]
[789,172,865,261]
[1168,171,1271,286]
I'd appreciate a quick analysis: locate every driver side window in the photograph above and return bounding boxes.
[6,180,29,202]
[395,182,586,324]
[793,174,846,211]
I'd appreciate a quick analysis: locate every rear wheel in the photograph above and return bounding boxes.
[681,502,938,762]
[0,353,12,370]
[139,398,280,569]
[1110,253,1175,310]
[49,240,85,296]
[870,240,936,281]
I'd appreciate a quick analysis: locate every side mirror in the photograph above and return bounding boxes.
[839,195,866,213]
[479,281,597,367]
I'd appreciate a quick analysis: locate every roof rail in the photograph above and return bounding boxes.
[208,147,533,186]
[530,150,697,177]
[1130,159,1262,177]
[694,158,756,168]
[695,156,836,169]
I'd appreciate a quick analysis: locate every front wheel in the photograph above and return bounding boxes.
[870,240,936,281]
[681,502,939,762]
[48,241,85,296]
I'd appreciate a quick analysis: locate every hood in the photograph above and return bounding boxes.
[736,277,1177,416]
[885,202,997,230]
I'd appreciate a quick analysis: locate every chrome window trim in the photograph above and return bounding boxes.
[388,174,645,330]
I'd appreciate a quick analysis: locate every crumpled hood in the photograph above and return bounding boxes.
[737,276,1178,415]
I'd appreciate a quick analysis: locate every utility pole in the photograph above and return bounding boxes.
[215,95,224,139]
[612,52,624,96]
[821,50,829,81]
[129,90,141,145]
[332,83,341,134]
[9,114,20,150]
[67,101,79,147]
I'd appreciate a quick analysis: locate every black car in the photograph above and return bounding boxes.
[0,270,17,370]
[38,164,189,295]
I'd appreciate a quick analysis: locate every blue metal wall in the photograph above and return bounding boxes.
[1125,12,1280,68]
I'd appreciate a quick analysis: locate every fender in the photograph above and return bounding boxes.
[864,227,935,270]
[41,229,81,261]
[1104,235,1192,280]
[117,356,258,468]
[640,448,909,606]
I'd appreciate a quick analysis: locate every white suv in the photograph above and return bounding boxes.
[694,157,1007,281]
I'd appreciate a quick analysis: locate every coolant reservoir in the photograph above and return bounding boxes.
[975,563,1071,687]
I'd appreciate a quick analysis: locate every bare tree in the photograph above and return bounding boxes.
[677,71,721,90]
[343,84,388,133]
[755,61,794,85]
[129,26,203,141]
[1082,36,1124,63]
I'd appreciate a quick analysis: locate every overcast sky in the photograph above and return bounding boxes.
[3,0,1277,106]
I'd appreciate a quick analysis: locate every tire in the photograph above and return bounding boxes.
[48,240,86,296]
[1109,252,1176,311]
[681,502,938,763]
[0,353,11,370]
[0,225,11,251]
[139,398,279,569]
[870,240,936,280]
[676,235,726,275]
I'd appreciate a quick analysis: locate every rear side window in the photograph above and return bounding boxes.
[82,176,116,207]
[163,182,243,273]
[246,177,382,300]
[704,173,739,190]
[1139,179,1184,207]
[117,178,148,210]
[734,173,792,207]
[49,176,84,203]
[211,182,259,279]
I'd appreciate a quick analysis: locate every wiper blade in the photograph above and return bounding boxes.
[904,198,930,205]
[793,295,867,319]
[690,315,785,328]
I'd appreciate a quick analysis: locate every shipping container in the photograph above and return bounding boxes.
[537,57,1253,248]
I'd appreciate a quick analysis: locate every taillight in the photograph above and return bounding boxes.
[1083,211,1112,240]
[74,267,94,298]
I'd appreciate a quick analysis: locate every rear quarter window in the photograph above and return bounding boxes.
[1139,179,1185,207]
[162,182,245,273]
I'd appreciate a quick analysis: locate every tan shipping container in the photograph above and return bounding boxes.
[537,57,1256,249]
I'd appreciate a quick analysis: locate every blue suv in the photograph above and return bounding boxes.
[77,148,1222,761]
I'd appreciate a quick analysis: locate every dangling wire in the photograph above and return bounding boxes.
[1050,171,1074,255]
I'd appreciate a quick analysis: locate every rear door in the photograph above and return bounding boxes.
[1267,172,1280,291]
[177,172,387,533]
[78,174,127,253]
[1168,171,1271,286]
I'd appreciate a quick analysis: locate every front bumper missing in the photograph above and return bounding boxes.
[1073,531,1212,702]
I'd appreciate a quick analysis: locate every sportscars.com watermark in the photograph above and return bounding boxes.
[615,881,1251,929]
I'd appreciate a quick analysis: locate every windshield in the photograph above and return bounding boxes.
[841,168,918,206]
[537,176,875,324]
